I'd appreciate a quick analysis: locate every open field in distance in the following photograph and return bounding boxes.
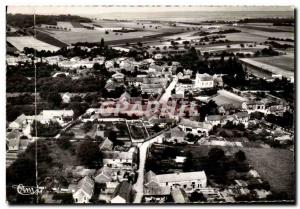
[7,36,60,51]
[252,55,294,72]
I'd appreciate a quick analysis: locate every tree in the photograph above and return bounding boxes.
[100,38,105,48]
[235,150,246,162]
[93,62,101,71]
[183,151,194,172]
[137,42,143,47]
[152,124,162,132]
[190,191,206,202]
[47,92,62,107]
[69,102,88,118]
[77,141,101,168]
[56,137,72,150]
[108,130,117,143]
[52,193,74,204]
[83,121,93,133]
[162,147,178,159]
[208,148,225,161]
[32,120,62,137]
[250,111,264,120]
[7,158,36,185]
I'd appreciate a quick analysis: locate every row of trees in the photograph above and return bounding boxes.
[7,13,92,28]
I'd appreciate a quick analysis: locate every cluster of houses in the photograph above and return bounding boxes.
[6,54,32,65]
[143,170,207,203]
[6,110,74,167]
[41,137,138,204]
[6,39,293,204]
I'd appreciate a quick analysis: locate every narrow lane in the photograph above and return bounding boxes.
[132,134,164,203]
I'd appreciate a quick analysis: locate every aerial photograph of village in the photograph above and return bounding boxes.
[6,5,295,204]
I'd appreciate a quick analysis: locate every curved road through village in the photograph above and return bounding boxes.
[132,133,164,203]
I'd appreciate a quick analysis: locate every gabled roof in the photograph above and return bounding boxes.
[171,188,190,203]
[41,110,74,118]
[12,114,27,126]
[112,181,132,202]
[196,73,213,81]
[99,137,113,151]
[8,138,20,149]
[75,176,94,198]
[62,92,71,98]
[245,100,265,105]
[95,166,113,181]
[7,129,22,140]
[120,91,131,101]
[235,111,249,118]
[179,119,212,130]
[147,171,207,185]
[102,151,135,161]
[112,72,125,79]
[144,170,158,184]
[206,115,222,121]
[141,83,164,89]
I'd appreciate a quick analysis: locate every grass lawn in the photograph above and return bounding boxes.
[241,147,295,197]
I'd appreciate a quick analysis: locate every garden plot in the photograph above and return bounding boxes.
[127,120,149,140]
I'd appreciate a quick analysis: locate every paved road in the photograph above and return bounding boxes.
[159,76,178,104]
[132,134,164,203]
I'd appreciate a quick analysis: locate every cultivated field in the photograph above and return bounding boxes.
[252,55,294,72]
[240,58,294,78]
[239,27,294,40]
[94,20,183,33]
[240,24,294,32]
[221,32,268,43]
[7,36,60,52]
[49,30,161,44]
